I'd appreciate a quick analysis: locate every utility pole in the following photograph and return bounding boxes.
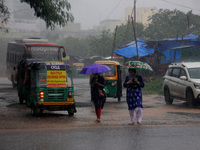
[132,0,139,60]
[111,25,118,60]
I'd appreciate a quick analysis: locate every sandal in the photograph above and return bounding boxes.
[128,122,135,125]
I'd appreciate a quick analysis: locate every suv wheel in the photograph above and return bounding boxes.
[164,87,174,105]
[186,89,195,107]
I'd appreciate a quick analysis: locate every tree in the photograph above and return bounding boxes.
[88,30,113,57]
[0,0,10,32]
[59,37,90,58]
[1,0,73,30]
[115,22,145,48]
[145,9,200,40]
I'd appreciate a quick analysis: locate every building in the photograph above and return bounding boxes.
[96,19,125,32]
[125,7,154,25]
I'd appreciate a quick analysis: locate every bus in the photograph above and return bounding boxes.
[6,38,66,87]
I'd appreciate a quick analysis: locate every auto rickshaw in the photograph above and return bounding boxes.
[17,60,76,116]
[73,63,84,77]
[94,61,122,101]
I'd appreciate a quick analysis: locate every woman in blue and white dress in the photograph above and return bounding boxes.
[123,68,145,125]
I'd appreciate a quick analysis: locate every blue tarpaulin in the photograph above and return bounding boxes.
[161,49,182,64]
[113,34,200,61]
[113,40,154,58]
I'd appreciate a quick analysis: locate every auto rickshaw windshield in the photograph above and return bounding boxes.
[102,64,116,77]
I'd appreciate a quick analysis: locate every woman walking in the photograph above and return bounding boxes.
[123,68,144,125]
[91,73,106,122]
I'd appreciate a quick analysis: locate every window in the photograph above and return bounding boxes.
[167,68,173,76]
[180,69,187,77]
[171,68,180,78]
[102,64,116,77]
[188,68,200,79]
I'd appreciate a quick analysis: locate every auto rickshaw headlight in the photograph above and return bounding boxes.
[40,91,44,99]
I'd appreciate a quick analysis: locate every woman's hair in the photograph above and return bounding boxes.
[128,68,136,73]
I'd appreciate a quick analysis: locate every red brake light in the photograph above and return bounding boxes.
[40,91,44,99]
[68,91,72,98]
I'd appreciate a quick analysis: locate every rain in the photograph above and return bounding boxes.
[1,0,200,150]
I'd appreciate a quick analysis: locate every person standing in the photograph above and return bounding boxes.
[91,73,106,122]
[123,68,145,125]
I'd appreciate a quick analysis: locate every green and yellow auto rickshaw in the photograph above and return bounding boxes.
[73,63,84,77]
[18,60,76,116]
[94,61,122,102]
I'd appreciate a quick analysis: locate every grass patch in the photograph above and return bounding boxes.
[143,78,163,95]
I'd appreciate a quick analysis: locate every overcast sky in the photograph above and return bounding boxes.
[68,0,200,30]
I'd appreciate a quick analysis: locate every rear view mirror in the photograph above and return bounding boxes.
[59,46,66,58]
[63,52,66,58]
[180,76,187,80]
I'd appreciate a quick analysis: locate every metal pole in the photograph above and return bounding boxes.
[131,16,139,60]
[111,25,118,60]
[131,0,139,60]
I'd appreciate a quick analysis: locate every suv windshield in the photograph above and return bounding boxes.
[188,68,200,79]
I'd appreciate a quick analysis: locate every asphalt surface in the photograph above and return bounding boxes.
[1,77,200,150]
[1,126,200,150]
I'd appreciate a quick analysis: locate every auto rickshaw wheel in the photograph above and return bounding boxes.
[68,112,74,116]
[117,96,121,102]
[31,105,41,117]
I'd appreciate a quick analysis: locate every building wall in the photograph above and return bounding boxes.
[97,19,125,32]
[125,7,153,25]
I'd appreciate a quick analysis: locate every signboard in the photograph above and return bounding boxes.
[46,63,66,87]
[30,47,59,52]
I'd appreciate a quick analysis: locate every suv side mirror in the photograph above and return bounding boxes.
[180,76,187,80]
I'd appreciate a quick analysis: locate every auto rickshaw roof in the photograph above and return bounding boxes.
[94,60,121,65]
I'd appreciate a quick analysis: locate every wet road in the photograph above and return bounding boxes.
[1,126,200,150]
[1,77,200,150]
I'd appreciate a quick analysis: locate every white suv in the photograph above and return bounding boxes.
[163,62,200,106]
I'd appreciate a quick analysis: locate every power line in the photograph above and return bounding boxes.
[162,0,200,12]
[105,0,123,20]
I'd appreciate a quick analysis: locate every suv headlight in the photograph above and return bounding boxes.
[194,83,200,89]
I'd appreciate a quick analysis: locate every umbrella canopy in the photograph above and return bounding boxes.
[79,64,111,74]
[123,61,153,72]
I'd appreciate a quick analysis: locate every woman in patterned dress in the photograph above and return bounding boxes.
[123,68,145,125]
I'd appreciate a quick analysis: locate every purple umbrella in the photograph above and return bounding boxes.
[79,64,111,74]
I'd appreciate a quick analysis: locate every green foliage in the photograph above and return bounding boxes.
[21,0,74,29]
[143,78,163,95]
[58,9,200,59]
[0,0,10,32]
[88,30,113,57]
[0,0,73,30]
[145,9,200,40]
[59,37,90,58]
[59,30,113,58]
[116,22,145,47]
